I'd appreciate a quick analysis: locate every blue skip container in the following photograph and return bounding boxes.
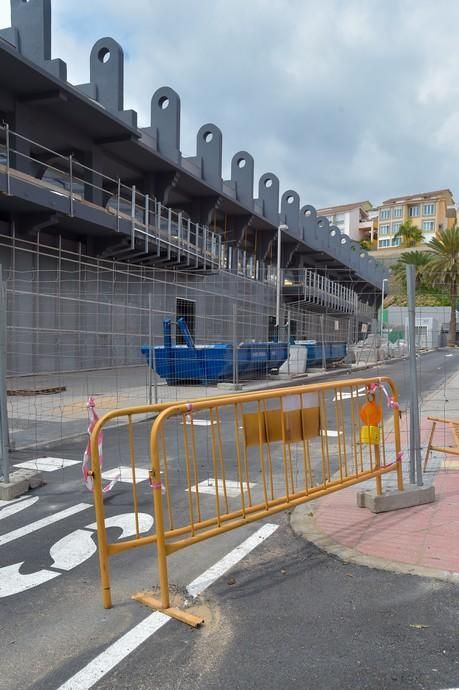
[141,319,288,385]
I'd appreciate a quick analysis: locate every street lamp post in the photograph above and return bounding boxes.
[276,224,288,338]
[380,277,389,339]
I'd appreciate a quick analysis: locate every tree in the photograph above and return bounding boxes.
[393,220,425,248]
[425,226,459,346]
[392,250,432,289]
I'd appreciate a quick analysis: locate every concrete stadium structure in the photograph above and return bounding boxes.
[0,0,386,377]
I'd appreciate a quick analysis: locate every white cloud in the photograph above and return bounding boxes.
[3,0,459,206]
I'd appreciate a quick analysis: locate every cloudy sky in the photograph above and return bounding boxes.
[2,0,459,209]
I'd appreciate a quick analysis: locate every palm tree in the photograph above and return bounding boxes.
[393,220,424,248]
[392,250,432,289]
[425,226,459,346]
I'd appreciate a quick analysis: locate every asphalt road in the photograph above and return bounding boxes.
[1,349,458,690]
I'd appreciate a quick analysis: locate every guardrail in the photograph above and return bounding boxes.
[89,376,403,626]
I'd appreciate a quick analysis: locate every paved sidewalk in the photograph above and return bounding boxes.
[292,370,459,583]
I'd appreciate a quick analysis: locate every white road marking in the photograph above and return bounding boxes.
[181,418,214,426]
[0,563,60,597]
[0,496,29,508]
[86,513,154,539]
[322,430,343,438]
[101,466,150,484]
[57,522,279,690]
[14,457,81,472]
[0,512,154,598]
[189,478,256,497]
[0,496,38,521]
[0,503,91,547]
[187,523,279,597]
[50,529,97,571]
[333,387,366,401]
[445,354,454,357]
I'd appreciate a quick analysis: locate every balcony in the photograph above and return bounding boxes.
[0,124,221,270]
[282,269,374,317]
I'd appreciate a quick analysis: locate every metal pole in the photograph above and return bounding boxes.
[69,153,74,217]
[144,194,150,254]
[276,227,282,333]
[380,278,388,339]
[131,185,136,248]
[320,314,326,370]
[287,309,291,376]
[232,303,239,387]
[406,264,423,485]
[5,123,11,196]
[0,267,9,483]
[148,293,158,405]
[116,178,121,232]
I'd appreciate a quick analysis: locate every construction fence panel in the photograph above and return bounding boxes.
[89,376,403,625]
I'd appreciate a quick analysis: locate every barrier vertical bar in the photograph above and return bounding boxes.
[90,423,112,609]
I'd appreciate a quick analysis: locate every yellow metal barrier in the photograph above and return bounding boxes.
[89,377,403,627]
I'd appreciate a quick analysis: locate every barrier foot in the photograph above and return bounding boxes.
[132,592,204,628]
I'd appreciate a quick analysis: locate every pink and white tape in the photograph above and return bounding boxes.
[82,397,119,493]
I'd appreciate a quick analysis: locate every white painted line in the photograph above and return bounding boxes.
[0,496,29,508]
[0,562,60,597]
[333,387,366,401]
[0,496,38,522]
[189,478,257,498]
[322,430,344,438]
[187,523,279,597]
[14,457,81,472]
[102,466,150,484]
[181,418,214,426]
[86,513,154,539]
[50,529,97,571]
[0,503,91,547]
[57,522,279,690]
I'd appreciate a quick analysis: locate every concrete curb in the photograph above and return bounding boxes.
[290,503,459,585]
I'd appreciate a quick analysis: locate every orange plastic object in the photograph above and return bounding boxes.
[360,396,382,426]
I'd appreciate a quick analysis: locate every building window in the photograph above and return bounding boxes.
[409,206,419,217]
[422,220,435,232]
[423,203,435,216]
[379,224,390,236]
[392,207,403,218]
[392,222,401,234]
[380,209,390,220]
[378,239,390,248]
[391,237,401,247]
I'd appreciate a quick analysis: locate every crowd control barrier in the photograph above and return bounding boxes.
[89,377,403,627]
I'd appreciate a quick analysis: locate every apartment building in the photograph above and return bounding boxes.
[376,189,456,251]
[317,201,373,241]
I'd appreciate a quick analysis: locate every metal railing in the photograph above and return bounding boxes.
[284,269,374,317]
[0,123,221,268]
[89,376,403,626]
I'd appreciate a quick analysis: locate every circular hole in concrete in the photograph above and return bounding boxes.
[98,47,111,64]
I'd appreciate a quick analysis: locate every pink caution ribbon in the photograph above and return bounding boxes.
[367,381,400,410]
[82,397,119,493]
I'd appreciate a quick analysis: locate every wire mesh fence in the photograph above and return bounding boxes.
[0,230,381,452]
